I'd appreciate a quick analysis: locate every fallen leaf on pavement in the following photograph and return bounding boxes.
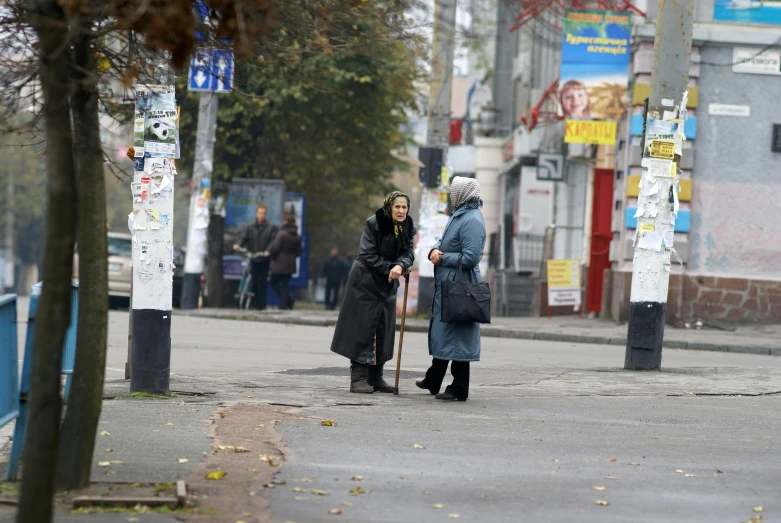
[164,422,175,426]
[413,444,425,449]
[297,478,314,483]
[685,474,697,478]
[105,449,113,453]
[448,515,460,519]
[604,476,617,480]
[754,507,764,513]
[431,504,444,509]
[292,486,306,493]
[327,508,343,515]
[550,459,558,462]
[177,458,189,464]
[219,412,229,418]
[293,496,310,500]
[609,458,617,463]
[259,455,279,466]
[105,471,117,476]
[264,483,276,489]
[351,475,363,481]
[234,447,250,453]
[675,469,684,473]
[97,462,111,467]
[400,476,410,480]
[205,471,227,480]
[424,491,432,495]
[630,462,641,466]
[245,395,255,398]
[593,486,606,491]
[311,489,328,496]
[109,460,124,465]
[341,502,353,507]
[349,487,370,495]
[715,469,723,474]
[257,424,265,428]
[595,500,609,506]
[320,420,336,427]
[99,431,111,436]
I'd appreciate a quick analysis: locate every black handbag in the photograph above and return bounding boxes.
[440,256,491,324]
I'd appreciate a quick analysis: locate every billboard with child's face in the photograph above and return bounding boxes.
[560,10,631,145]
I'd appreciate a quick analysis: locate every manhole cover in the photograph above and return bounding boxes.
[279,367,425,379]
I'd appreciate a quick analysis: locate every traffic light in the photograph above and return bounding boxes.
[418,147,443,188]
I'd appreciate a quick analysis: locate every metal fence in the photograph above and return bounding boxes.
[512,233,546,274]
[0,294,18,432]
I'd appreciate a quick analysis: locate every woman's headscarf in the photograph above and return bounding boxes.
[450,177,481,209]
[382,191,411,247]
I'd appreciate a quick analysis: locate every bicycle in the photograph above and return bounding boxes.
[235,247,269,310]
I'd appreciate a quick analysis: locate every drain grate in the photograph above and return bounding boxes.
[279,366,425,379]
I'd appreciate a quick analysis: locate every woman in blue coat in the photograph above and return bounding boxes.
[417,177,486,401]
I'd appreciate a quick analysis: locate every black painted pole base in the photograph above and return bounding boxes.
[180,273,201,310]
[130,309,172,394]
[624,301,666,370]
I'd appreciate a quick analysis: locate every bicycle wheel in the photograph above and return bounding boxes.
[240,275,253,310]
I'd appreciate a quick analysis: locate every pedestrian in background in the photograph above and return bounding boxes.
[321,247,344,310]
[269,216,302,310]
[233,204,278,310]
[417,177,485,401]
[331,192,415,394]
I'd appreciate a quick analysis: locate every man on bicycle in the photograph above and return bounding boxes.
[233,204,278,310]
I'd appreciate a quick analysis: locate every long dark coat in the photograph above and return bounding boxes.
[330,210,415,365]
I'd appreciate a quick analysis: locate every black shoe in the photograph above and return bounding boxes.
[350,361,374,394]
[435,392,466,401]
[416,380,438,395]
[368,363,396,393]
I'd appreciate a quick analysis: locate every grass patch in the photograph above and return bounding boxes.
[72,505,220,516]
[127,392,172,400]
[154,482,176,497]
[0,482,18,494]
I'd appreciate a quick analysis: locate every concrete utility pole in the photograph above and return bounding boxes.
[417,0,457,313]
[625,0,694,370]
[426,0,457,151]
[180,92,218,310]
[3,168,13,294]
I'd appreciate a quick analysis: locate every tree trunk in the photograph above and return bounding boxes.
[17,2,77,522]
[55,25,108,491]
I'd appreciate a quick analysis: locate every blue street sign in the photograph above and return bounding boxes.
[188,48,234,93]
[210,49,234,93]
[188,48,212,92]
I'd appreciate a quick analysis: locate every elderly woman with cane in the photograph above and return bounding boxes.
[330,192,415,394]
[417,177,486,401]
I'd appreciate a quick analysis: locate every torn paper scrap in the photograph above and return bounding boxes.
[637,231,663,252]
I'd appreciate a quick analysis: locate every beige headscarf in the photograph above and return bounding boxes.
[450,177,481,208]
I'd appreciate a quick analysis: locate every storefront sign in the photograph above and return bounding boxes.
[547,259,582,306]
[732,48,781,75]
[559,10,631,145]
[708,103,751,117]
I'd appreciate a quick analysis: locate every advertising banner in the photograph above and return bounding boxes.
[714,1,781,25]
[560,10,631,145]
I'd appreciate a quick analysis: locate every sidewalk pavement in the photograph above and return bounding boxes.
[180,307,781,357]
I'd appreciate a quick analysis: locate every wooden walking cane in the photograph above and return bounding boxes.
[392,274,410,396]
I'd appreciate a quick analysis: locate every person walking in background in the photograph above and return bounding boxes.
[233,204,278,310]
[331,192,415,394]
[269,216,302,310]
[417,177,486,401]
[322,247,345,310]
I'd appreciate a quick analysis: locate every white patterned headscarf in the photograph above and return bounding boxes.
[450,177,481,208]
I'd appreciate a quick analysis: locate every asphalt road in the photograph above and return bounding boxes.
[103,310,781,523]
[5,306,781,522]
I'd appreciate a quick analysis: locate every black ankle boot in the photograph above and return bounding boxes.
[367,363,396,393]
[415,380,438,395]
[350,361,374,394]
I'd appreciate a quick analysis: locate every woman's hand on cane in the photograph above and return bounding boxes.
[388,265,403,282]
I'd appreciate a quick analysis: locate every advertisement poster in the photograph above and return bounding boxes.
[135,85,178,158]
[714,1,781,25]
[560,10,631,144]
[547,259,582,307]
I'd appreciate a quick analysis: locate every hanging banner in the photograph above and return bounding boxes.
[560,10,631,145]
